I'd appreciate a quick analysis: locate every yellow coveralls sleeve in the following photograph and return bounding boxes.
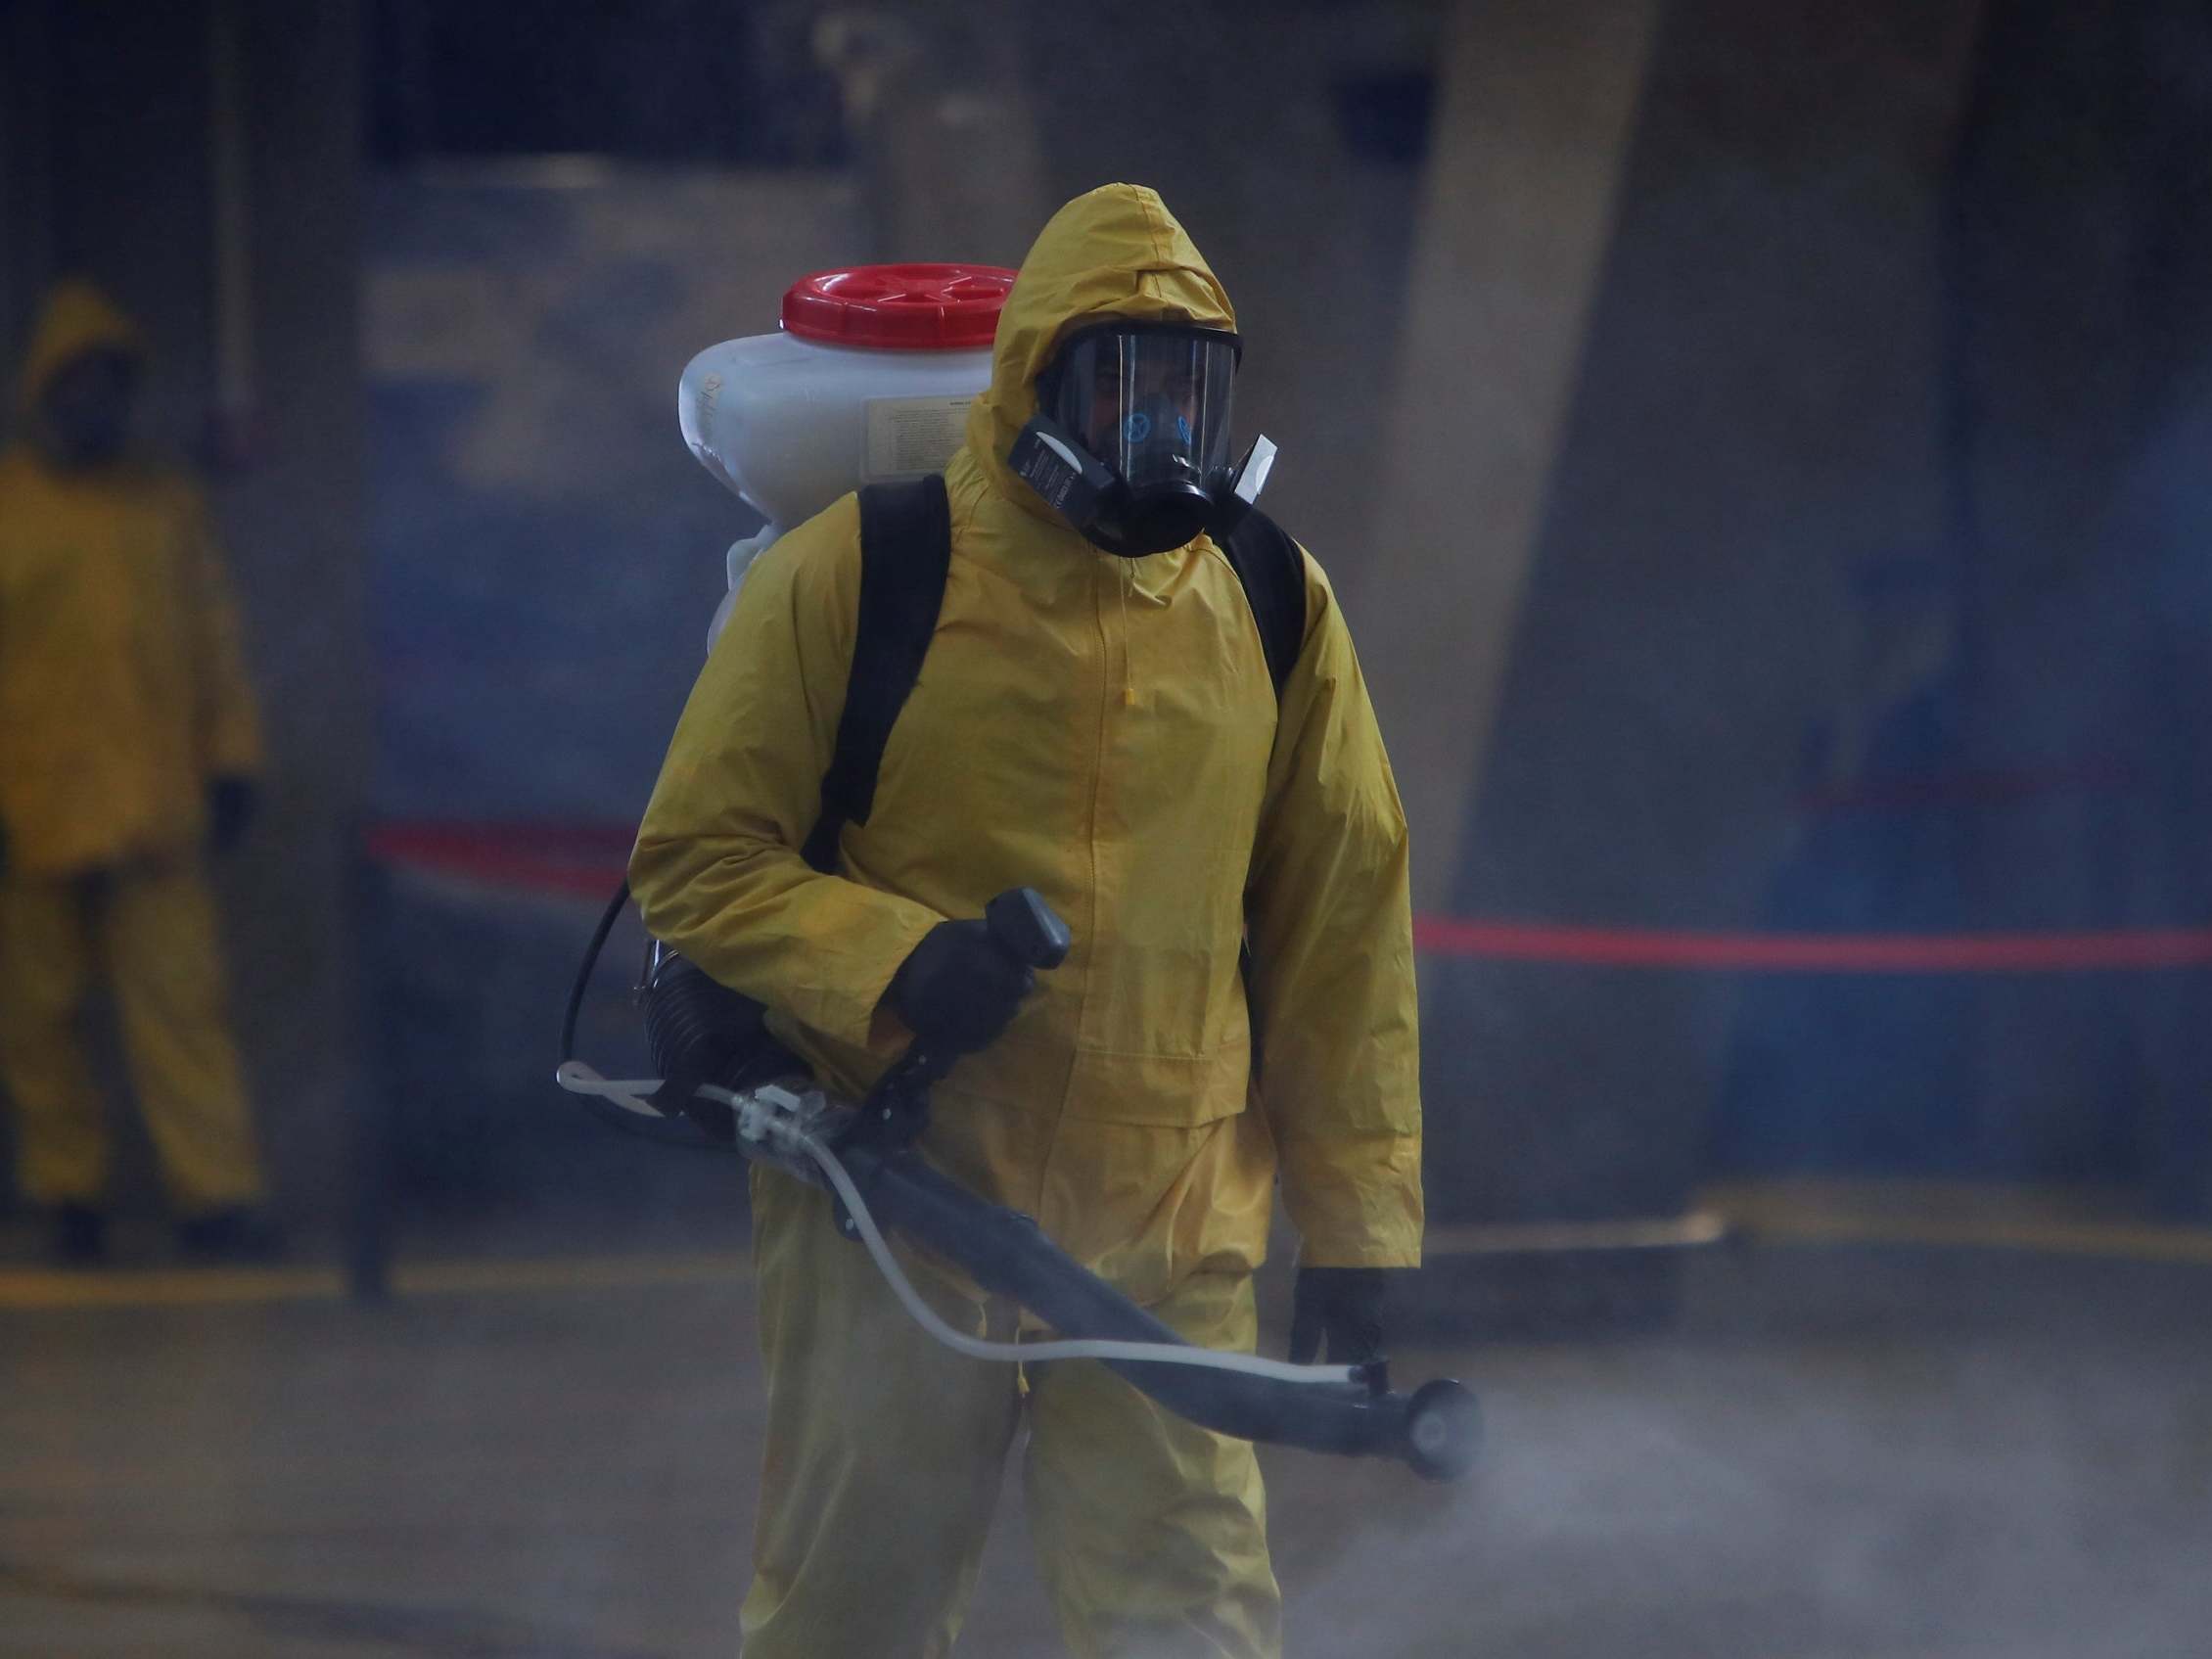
[183,488,263,779]
[628,496,945,1053]
[1245,550,1424,1269]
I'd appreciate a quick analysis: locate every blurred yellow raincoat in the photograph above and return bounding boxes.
[632,185,1421,1658]
[0,281,266,1213]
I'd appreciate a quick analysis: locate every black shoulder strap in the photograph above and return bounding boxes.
[802,476,951,873]
[1220,509,1309,1082]
[1221,508,1307,702]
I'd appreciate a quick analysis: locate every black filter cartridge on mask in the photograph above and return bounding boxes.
[1009,412,1123,526]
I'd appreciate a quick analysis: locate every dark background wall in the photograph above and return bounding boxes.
[1413,0,2212,1218]
[1945,0,2212,1211]
[6,0,2207,1238]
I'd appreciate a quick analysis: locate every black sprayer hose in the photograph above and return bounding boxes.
[559,879,727,1151]
[561,878,633,1068]
[834,1144,1480,1481]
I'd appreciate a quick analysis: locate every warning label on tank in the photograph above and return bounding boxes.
[863,395,974,479]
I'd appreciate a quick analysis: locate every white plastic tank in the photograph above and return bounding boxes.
[679,263,1015,645]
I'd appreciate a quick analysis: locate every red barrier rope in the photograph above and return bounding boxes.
[1413,917,2212,973]
[363,824,2212,975]
[363,823,631,900]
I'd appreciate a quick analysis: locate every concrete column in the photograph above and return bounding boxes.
[816,4,1052,268]
[210,1,371,1222]
[1354,0,1661,914]
[1005,0,1438,583]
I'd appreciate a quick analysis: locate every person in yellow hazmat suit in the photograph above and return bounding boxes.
[0,281,279,1267]
[631,184,1422,1658]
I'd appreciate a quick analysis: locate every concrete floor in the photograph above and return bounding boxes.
[3,1239,2208,1658]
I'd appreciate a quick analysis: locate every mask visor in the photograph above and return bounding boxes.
[1049,324,1239,499]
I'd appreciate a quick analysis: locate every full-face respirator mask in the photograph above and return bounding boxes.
[1007,320,1275,557]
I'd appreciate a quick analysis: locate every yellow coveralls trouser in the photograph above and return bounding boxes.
[0,857,265,1212]
[741,1165,1283,1659]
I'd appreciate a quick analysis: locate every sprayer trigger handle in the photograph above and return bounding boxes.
[985,888,1072,971]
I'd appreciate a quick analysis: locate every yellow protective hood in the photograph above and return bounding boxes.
[15,279,145,418]
[965,183,1236,518]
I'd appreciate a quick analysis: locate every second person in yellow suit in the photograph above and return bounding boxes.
[0,281,278,1266]
[631,184,1423,1657]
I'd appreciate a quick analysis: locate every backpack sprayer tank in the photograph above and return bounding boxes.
[677,263,1013,645]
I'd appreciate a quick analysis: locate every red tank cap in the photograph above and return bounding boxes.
[781,263,1016,350]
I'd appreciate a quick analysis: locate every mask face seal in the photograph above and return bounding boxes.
[1009,320,1271,557]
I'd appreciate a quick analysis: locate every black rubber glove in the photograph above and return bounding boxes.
[888,918,1036,1057]
[1289,1267,1393,1365]
[207,775,258,854]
